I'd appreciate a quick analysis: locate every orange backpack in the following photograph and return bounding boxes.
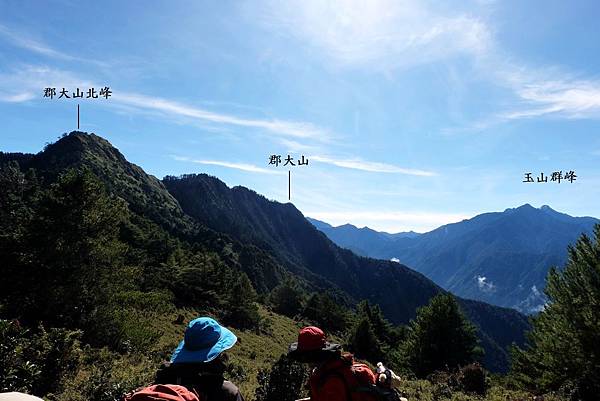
[124,384,202,401]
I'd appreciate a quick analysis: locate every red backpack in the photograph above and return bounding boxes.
[312,359,401,401]
[124,384,202,401]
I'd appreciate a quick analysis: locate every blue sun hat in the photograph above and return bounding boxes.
[170,317,237,364]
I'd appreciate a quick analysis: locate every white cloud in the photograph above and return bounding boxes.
[503,77,600,120]
[304,210,470,233]
[257,0,600,125]
[172,155,283,175]
[0,24,109,67]
[252,0,600,127]
[0,65,335,143]
[0,92,35,103]
[0,24,75,60]
[0,65,93,104]
[312,155,436,176]
[116,93,333,141]
[476,275,496,292]
[390,257,400,263]
[516,285,547,313]
[445,63,600,133]
[255,0,490,69]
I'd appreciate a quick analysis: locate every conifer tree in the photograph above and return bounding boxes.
[350,318,384,363]
[5,169,132,346]
[226,272,261,329]
[303,292,349,333]
[268,278,304,318]
[511,225,600,400]
[403,293,482,377]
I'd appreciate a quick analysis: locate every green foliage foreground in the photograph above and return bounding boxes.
[0,151,592,401]
[510,225,600,401]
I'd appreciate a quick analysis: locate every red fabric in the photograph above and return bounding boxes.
[125,384,200,401]
[308,357,377,401]
[297,326,327,351]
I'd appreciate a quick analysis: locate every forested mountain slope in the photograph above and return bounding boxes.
[309,206,598,313]
[1,132,528,372]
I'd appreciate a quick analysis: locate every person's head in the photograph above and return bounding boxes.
[287,326,341,366]
[170,317,237,367]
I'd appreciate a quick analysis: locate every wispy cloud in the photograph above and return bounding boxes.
[304,210,471,233]
[172,155,283,175]
[0,24,75,60]
[0,23,110,67]
[0,65,335,143]
[312,155,436,176]
[0,92,36,103]
[255,0,490,69]
[116,93,333,141]
[257,0,600,128]
[0,65,93,104]
[503,77,600,120]
[443,63,600,133]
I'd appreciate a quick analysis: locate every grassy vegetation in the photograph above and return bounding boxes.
[1,292,567,401]
[399,379,565,401]
[1,134,588,401]
[88,306,563,401]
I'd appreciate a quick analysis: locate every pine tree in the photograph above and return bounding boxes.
[268,278,304,318]
[510,225,600,400]
[303,292,349,333]
[225,272,261,329]
[0,163,39,314]
[350,318,383,363]
[403,293,482,377]
[345,301,407,369]
[12,169,132,346]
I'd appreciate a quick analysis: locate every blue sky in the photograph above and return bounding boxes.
[1,0,600,232]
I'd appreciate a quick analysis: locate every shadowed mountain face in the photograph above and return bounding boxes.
[162,174,441,321]
[4,132,288,294]
[309,206,598,313]
[4,132,530,372]
[162,173,529,372]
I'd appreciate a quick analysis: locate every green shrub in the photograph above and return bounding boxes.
[457,363,488,395]
[255,354,308,401]
[0,320,81,396]
[56,347,154,401]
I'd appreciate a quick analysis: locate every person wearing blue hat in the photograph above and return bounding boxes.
[154,317,244,401]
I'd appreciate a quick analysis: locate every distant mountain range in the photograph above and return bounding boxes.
[307,218,421,257]
[1,132,532,372]
[308,205,598,313]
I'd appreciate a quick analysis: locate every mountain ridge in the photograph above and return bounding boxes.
[310,204,599,313]
[162,171,528,371]
[4,131,530,372]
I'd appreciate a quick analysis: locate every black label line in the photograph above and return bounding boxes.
[288,170,291,200]
[77,104,80,129]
